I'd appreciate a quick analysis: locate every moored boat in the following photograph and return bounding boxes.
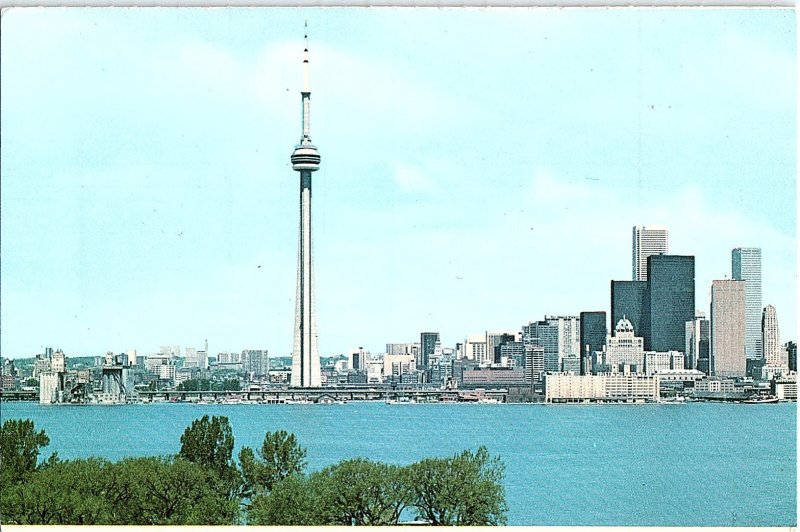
[742,395,780,404]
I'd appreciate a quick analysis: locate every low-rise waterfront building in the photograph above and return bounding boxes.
[771,376,797,400]
[694,377,737,394]
[544,373,659,403]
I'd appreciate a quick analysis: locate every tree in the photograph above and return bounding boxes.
[110,456,240,525]
[407,446,507,525]
[1,456,240,525]
[223,379,241,391]
[248,474,322,525]
[313,458,413,525]
[177,379,212,392]
[178,415,234,478]
[0,419,51,484]
[239,430,307,498]
[1,458,115,525]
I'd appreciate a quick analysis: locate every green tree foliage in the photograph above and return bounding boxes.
[407,446,507,525]
[248,474,322,525]
[178,415,234,477]
[0,419,51,483]
[222,379,241,391]
[1,456,239,525]
[1,458,114,525]
[109,457,239,525]
[248,443,507,526]
[176,379,212,391]
[313,458,413,525]
[239,430,307,498]
[1,419,507,527]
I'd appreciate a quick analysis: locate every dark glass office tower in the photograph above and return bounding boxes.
[611,281,647,339]
[419,332,440,370]
[646,255,695,352]
[579,311,607,375]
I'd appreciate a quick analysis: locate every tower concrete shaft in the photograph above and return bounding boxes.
[290,39,321,388]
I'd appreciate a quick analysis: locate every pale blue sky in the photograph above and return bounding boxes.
[1,8,796,358]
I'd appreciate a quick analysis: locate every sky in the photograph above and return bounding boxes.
[1,8,796,359]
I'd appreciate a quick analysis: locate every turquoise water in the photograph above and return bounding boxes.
[1,401,795,526]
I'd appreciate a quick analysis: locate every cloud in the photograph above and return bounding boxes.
[393,163,436,194]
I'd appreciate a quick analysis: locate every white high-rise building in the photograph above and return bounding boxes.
[632,225,668,281]
[465,334,488,364]
[290,31,322,388]
[732,248,763,360]
[711,280,746,378]
[762,305,787,368]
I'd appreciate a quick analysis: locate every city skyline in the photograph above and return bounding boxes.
[1,9,796,358]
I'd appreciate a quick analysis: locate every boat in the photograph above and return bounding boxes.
[742,395,780,404]
[386,398,416,404]
[660,396,687,404]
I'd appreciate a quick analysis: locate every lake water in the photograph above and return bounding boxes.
[1,401,795,526]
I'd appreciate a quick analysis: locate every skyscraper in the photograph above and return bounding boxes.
[732,248,763,360]
[290,31,322,388]
[685,313,710,372]
[787,341,797,372]
[761,305,785,367]
[645,255,695,352]
[610,281,647,343]
[710,280,746,378]
[419,332,440,370]
[579,311,607,375]
[632,225,668,281]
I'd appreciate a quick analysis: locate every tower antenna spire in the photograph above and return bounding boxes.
[303,20,310,93]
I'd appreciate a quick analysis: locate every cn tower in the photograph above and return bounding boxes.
[290,26,321,388]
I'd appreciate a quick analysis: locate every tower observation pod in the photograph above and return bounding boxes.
[290,26,321,388]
